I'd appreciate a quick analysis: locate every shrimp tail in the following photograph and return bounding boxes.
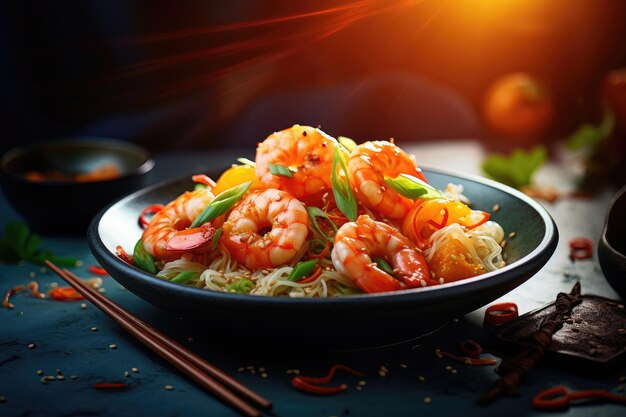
[392,249,436,287]
[166,222,216,252]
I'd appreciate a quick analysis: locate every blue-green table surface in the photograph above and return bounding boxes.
[1,144,624,417]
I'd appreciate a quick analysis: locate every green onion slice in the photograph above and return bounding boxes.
[331,147,358,222]
[236,157,256,167]
[190,181,253,228]
[211,227,222,251]
[374,257,395,276]
[338,136,357,152]
[384,174,444,200]
[308,238,328,256]
[268,163,294,178]
[171,271,199,283]
[306,206,338,243]
[133,239,157,274]
[288,259,319,282]
[225,278,255,294]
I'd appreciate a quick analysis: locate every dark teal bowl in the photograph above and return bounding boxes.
[88,168,558,349]
[1,139,154,235]
[598,185,626,299]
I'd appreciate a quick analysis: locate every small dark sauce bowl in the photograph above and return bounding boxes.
[0,139,154,235]
[598,185,626,299]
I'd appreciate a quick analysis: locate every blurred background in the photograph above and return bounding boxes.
[1,0,626,155]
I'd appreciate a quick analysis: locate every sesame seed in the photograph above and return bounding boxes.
[70,375,78,380]
[420,280,427,287]
[619,328,626,335]
[164,385,174,391]
[500,240,507,249]
[418,376,425,381]
[0,395,6,403]
[450,254,457,260]
[29,272,36,278]
[451,369,458,374]
[188,337,194,342]
[508,232,516,239]
[261,373,268,379]
[90,327,98,332]
[619,304,624,310]
[80,303,87,309]
[378,370,386,377]
[76,260,84,267]
[98,288,106,293]
[439,278,445,284]
[37,369,43,375]
[27,343,36,349]
[109,344,118,349]
[124,371,130,377]
[358,380,367,386]
[424,397,432,404]
[258,367,266,372]
[273,195,281,202]
[250,370,256,374]
[492,204,501,213]
[56,375,65,380]
[49,282,58,288]
[445,366,452,371]
[356,386,363,391]
[246,366,254,370]
[56,369,62,374]
[399,364,408,369]
[381,366,389,372]
[40,377,48,384]
[40,267,47,274]
[238,367,245,372]
[131,368,139,373]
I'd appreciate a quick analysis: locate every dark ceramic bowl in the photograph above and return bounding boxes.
[598,185,626,299]
[88,168,558,349]
[1,139,154,235]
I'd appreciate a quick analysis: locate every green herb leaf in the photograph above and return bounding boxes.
[236,157,256,167]
[190,181,253,228]
[212,227,222,251]
[374,257,395,276]
[268,163,294,178]
[133,239,157,274]
[384,174,444,200]
[331,147,358,222]
[338,136,358,152]
[0,221,79,266]
[482,146,547,189]
[171,271,199,283]
[306,206,338,243]
[567,108,615,150]
[288,259,319,281]
[308,239,328,256]
[225,278,255,294]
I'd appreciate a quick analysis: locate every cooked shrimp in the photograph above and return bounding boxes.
[221,189,309,269]
[142,187,216,261]
[255,125,344,200]
[348,140,428,219]
[331,215,433,293]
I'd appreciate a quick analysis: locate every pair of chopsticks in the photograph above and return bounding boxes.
[45,260,272,417]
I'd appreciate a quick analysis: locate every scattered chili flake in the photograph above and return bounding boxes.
[138,204,165,229]
[93,382,127,390]
[191,174,217,188]
[569,237,593,261]
[291,365,365,396]
[435,348,498,366]
[484,302,519,325]
[3,285,25,309]
[27,281,45,299]
[88,265,108,276]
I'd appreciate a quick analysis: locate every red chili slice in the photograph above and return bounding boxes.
[138,204,165,229]
[568,238,593,261]
[191,174,217,188]
[48,287,84,301]
[27,281,45,299]
[427,207,449,230]
[116,246,133,266]
[484,302,519,325]
[3,285,25,309]
[93,382,128,390]
[291,365,365,395]
[458,339,483,357]
[88,265,108,276]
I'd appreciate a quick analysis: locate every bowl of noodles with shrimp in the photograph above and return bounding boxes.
[88,125,558,348]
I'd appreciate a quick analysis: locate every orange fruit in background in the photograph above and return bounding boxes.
[212,164,263,195]
[603,68,626,129]
[483,72,553,140]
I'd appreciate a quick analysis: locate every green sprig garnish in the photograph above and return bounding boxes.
[190,181,252,228]
[171,271,199,283]
[211,227,222,251]
[384,174,444,200]
[306,206,338,244]
[133,238,157,274]
[338,136,358,152]
[288,259,319,282]
[481,146,547,189]
[374,257,395,276]
[226,278,255,294]
[567,108,615,150]
[0,221,79,266]
[331,147,358,222]
[236,157,256,167]
[268,163,294,178]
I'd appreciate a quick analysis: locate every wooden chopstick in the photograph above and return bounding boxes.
[45,260,271,417]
